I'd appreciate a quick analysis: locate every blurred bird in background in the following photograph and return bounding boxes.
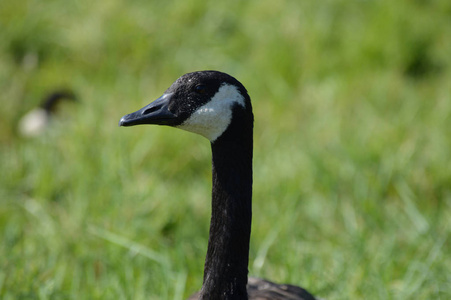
[18,90,77,137]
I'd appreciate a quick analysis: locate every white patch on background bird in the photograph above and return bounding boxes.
[18,108,49,137]
[177,83,245,141]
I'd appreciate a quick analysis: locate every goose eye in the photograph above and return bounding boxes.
[195,85,207,94]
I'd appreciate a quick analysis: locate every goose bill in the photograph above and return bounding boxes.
[119,93,177,127]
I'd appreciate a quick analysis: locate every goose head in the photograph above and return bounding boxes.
[119,71,253,142]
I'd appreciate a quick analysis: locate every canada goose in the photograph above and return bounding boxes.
[119,71,316,300]
[18,90,77,137]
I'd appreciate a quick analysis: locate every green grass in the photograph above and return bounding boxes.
[1,0,451,299]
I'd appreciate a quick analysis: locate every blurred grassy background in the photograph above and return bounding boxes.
[1,0,450,299]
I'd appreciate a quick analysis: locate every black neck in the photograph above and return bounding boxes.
[199,114,253,300]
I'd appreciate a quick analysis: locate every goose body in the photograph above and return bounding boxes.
[119,71,316,300]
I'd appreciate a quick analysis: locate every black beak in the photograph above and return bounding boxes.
[119,93,178,127]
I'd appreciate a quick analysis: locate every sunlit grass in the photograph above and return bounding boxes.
[1,0,450,299]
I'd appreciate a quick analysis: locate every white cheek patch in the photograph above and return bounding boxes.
[176,84,245,142]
